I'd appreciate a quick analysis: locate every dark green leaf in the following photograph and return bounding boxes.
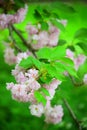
[77,42,87,55]
[74,28,87,40]
[41,22,49,30]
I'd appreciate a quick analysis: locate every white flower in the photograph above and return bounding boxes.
[29,104,44,117]
[45,105,64,124]
[4,47,16,65]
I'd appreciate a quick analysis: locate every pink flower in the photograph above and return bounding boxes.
[16,72,27,83]
[26,24,38,35]
[29,104,44,117]
[0,5,27,30]
[6,82,14,90]
[25,78,41,90]
[16,52,29,63]
[31,31,49,50]
[28,90,37,104]
[43,79,61,100]
[43,79,61,90]
[45,105,64,124]
[74,54,86,70]
[0,14,8,29]
[12,64,25,78]
[48,32,59,46]
[25,68,39,79]
[11,84,28,102]
[66,49,74,60]
[4,47,16,65]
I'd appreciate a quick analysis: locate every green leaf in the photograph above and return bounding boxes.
[41,87,50,96]
[58,39,67,46]
[36,46,66,61]
[40,75,52,84]
[19,56,33,69]
[77,42,87,55]
[74,28,87,40]
[34,91,41,102]
[51,19,65,32]
[34,91,47,106]
[74,45,84,55]
[34,9,42,20]
[19,56,41,69]
[44,63,65,80]
[50,46,66,60]
[41,22,49,30]
[54,60,77,78]
[60,57,74,67]
[36,47,51,60]
[51,2,76,14]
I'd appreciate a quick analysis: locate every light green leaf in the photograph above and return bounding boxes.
[19,56,41,69]
[51,19,65,32]
[36,46,66,60]
[41,87,50,96]
[34,91,47,106]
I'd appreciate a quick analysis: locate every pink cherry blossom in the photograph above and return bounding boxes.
[26,78,41,90]
[66,49,74,60]
[74,54,86,70]
[45,105,64,124]
[0,5,27,30]
[25,68,39,79]
[16,52,29,63]
[29,104,44,117]
[4,47,16,65]
[26,24,38,35]
[28,90,37,104]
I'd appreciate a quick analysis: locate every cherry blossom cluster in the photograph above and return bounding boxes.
[66,48,87,85]
[5,48,63,124]
[0,4,27,29]
[26,20,67,50]
[66,49,86,71]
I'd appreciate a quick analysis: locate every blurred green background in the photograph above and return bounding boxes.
[0,1,87,130]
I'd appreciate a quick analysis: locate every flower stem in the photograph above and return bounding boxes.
[63,98,82,130]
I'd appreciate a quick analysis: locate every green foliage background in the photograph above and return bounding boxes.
[0,1,87,130]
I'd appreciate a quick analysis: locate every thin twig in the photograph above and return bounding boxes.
[11,25,36,57]
[63,98,82,130]
[8,25,22,52]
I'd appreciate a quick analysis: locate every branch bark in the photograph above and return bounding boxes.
[11,25,36,57]
[63,98,82,130]
[8,25,22,52]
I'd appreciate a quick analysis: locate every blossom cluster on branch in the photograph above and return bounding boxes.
[26,20,67,50]
[6,49,63,124]
[0,4,27,29]
[1,4,87,126]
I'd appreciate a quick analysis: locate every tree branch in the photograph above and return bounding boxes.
[63,98,82,130]
[11,25,36,57]
[8,25,22,52]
